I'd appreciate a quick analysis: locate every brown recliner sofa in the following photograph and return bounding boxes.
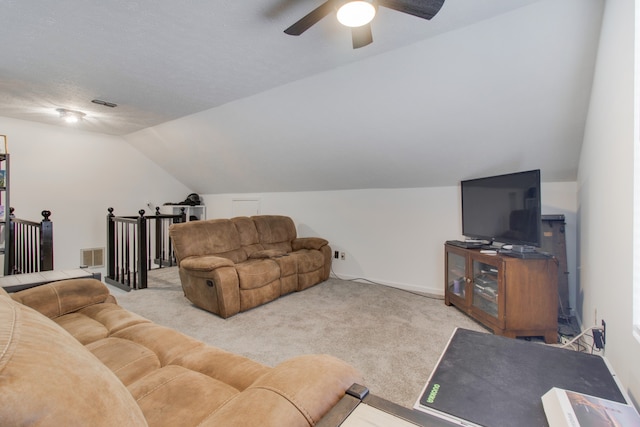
[0,278,362,426]
[169,215,332,318]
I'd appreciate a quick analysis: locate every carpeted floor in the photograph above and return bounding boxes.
[114,267,488,408]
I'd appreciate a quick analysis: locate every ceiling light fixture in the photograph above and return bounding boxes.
[337,0,376,28]
[56,108,86,124]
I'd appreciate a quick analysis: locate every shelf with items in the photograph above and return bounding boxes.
[472,261,499,317]
[444,243,558,343]
[160,204,206,222]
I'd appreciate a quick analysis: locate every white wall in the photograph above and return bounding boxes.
[204,181,577,297]
[578,0,640,407]
[0,112,578,299]
[0,116,191,274]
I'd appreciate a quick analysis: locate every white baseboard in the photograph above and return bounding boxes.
[329,272,444,299]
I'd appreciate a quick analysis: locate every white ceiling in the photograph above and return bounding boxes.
[1,0,604,193]
[2,0,544,135]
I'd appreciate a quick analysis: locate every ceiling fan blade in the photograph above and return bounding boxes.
[284,1,335,36]
[352,24,373,49]
[378,0,445,20]
[265,0,302,18]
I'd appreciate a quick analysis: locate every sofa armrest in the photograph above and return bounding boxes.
[292,237,329,251]
[178,265,241,319]
[10,278,111,319]
[181,255,235,271]
[200,354,363,426]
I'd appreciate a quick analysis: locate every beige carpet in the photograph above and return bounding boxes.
[114,267,487,408]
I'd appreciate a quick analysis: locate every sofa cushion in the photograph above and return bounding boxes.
[0,295,147,426]
[170,219,247,264]
[112,322,204,366]
[54,311,111,344]
[87,337,162,386]
[181,255,235,271]
[249,249,287,259]
[53,302,151,345]
[253,215,296,252]
[231,216,264,257]
[129,365,240,427]
[170,345,271,391]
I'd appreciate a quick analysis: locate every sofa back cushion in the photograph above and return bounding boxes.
[170,219,247,264]
[0,294,148,426]
[231,216,264,258]
[252,215,297,253]
[10,278,111,319]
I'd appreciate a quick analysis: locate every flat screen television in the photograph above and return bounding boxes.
[461,169,541,247]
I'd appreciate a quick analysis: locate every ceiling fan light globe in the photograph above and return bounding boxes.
[337,1,376,28]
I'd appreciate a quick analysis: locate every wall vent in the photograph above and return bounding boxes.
[81,247,105,268]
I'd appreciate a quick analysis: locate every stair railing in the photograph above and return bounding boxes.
[106,207,186,291]
[5,209,54,275]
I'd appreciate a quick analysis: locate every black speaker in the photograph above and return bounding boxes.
[540,215,570,320]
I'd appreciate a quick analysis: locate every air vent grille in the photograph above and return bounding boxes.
[81,247,105,268]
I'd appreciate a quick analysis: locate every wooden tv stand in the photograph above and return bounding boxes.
[444,244,558,343]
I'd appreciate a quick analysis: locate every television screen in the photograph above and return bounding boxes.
[461,169,541,247]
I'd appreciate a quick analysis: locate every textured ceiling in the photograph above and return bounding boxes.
[1,0,605,194]
[1,0,544,135]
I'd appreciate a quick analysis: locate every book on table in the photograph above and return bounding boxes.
[542,387,640,427]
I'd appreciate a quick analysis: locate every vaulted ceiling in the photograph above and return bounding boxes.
[1,0,604,193]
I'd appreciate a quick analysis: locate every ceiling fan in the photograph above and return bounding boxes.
[284,0,446,49]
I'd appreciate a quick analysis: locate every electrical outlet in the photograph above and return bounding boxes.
[340,252,345,260]
[593,329,604,349]
[334,251,339,259]
[601,319,606,345]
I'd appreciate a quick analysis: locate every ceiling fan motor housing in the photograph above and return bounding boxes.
[336,1,377,28]
[284,0,446,49]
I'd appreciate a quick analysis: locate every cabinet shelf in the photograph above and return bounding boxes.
[444,243,558,343]
[160,205,206,221]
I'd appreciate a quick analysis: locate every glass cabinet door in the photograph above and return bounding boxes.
[472,260,499,318]
[446,251,466,299]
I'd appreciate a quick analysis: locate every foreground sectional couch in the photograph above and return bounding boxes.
[0,278,362,426]
[169,215,332,318]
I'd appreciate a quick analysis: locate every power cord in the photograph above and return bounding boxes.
[559,326,605,354]
[330,266,444,301]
